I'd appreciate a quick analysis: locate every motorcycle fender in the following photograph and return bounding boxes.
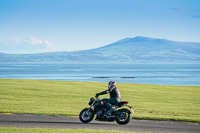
[124,104,134,114]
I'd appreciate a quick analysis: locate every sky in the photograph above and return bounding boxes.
[0,0,200,54]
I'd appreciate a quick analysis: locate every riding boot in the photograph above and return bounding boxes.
[105,103,115,115]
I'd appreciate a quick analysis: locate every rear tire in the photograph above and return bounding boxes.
[115,108,131,125]
[79,108,94,123]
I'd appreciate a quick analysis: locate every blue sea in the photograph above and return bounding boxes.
[0,63,200,86]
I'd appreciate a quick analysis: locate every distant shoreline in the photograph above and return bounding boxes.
[92,77,135,79]
[0,63,199,86]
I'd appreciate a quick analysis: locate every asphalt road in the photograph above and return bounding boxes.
[0,113,199,132]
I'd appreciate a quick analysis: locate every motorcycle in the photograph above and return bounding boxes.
[79,96,134,125]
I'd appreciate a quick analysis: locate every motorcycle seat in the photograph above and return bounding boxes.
[115,101,127,106]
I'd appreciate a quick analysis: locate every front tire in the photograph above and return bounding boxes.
[115,108,131,125]
[79,108,94,123]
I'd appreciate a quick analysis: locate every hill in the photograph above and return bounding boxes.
[0,36,200,63]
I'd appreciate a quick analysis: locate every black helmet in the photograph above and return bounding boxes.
[108,81,116,88]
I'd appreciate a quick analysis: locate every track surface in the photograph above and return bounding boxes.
[0,114,199,132]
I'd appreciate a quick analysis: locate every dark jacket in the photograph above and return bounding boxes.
[98,85,121,100]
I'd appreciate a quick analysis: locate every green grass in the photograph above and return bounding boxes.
[0,79,200,122]
[0,127,138,133]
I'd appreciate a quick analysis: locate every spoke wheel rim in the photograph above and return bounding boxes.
[82,111,91,121]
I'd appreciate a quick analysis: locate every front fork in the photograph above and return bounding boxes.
[87,106,95,114]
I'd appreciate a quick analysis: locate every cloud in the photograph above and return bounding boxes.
[24,37,53,49]
[0,37,54,53]
[0,38,23,45]
[191,11,200,18]
[172,6,200,19]
[172,6,188,11]
[15,38,22,44]
[0,36,53,48]
[28,37,43,45]
[43,40,53,49]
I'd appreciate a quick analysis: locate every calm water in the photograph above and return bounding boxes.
[0,63,200,86]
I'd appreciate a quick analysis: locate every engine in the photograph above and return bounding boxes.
[96,107,107,118]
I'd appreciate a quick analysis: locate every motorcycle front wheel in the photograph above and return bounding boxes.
[115,108,131,125]
[79,108,94,123]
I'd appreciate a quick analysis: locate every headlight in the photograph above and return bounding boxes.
[88,97,95,105]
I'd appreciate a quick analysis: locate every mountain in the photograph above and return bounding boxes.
[0,36,200,63]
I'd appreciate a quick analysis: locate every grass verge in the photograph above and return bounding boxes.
[0,127,137,133]
[0,79,199,122]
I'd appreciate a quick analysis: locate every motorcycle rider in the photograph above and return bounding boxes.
[96,81,121,115]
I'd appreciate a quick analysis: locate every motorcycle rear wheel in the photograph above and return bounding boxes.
[79,108,94,123]
[115,108,131,125]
